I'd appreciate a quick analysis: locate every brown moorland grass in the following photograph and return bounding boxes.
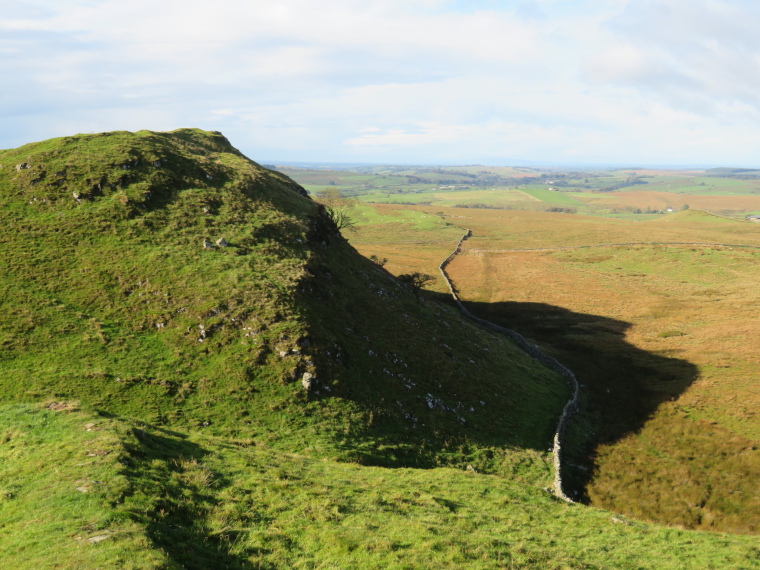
[348,242,454,292]
[575,190,760,213]
[348,204,466,293]
[436,208,760,534]
[349,204,759,534]
[427,207,760,249]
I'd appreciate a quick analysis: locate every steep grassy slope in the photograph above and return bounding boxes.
[3,404,759,569]
[0,130,566,478]
[0,128,569,474]
[0,129,316,429]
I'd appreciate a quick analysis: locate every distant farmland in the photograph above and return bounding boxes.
[280,164,760,218]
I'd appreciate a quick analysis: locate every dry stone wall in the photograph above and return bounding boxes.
[438,229,580,502]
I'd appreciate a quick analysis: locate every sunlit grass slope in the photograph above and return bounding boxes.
[3,404,759,569]
[4,132,758,567]
[0,128,573,471]
[0,129,586,566]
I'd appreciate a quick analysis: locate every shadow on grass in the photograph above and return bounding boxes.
[122,426,259,570]
[294,244,578,477]
[442,295,699,502]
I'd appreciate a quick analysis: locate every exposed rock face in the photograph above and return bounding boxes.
[16,163,29,171]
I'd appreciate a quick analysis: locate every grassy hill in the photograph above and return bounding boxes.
[0,129,567,466]
[1,130,757,568]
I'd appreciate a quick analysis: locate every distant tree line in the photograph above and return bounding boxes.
[454,203,507,210]
[597,176,649,192]
[705,167,760,179]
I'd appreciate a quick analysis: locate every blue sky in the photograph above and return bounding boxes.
[1,0,759,166]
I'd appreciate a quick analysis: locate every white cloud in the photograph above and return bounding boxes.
[1,0,760,165]
[584,44,659,84]
[585,1,760,115]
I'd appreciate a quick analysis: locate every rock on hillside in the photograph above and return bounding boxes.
[0,129,569,475]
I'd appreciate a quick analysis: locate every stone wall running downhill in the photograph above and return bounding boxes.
[438,229,580,502]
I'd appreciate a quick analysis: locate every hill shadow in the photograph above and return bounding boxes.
[297,267,568,475]
[121,425,256,570]
[432,294,699,501]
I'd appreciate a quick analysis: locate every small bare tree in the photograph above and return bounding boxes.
[397,272,435,302]
[369,255,388,267]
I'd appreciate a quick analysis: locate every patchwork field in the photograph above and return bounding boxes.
[350,205,760,535]
[572,190,760,215]
[280,164,760,219]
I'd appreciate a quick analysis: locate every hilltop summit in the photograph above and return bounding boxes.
[0,128,567,471]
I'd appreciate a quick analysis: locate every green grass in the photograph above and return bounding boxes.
[518,188,584,205]
[0,129,570,470]
[350,204,446,228]
[356,191,440,204]
[3,130,759,567]
[0,404,167,569]
[3,404,759,569]
[355,188,585,211]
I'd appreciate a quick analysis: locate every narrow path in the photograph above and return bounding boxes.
[438,229,580,502]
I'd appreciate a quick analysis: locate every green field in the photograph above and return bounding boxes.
[643,176,760,195]
[4,403,759,569]
[518,188,585,205]
[280,165,760,218]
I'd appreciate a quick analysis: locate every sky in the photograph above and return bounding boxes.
[2,0,760,166]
